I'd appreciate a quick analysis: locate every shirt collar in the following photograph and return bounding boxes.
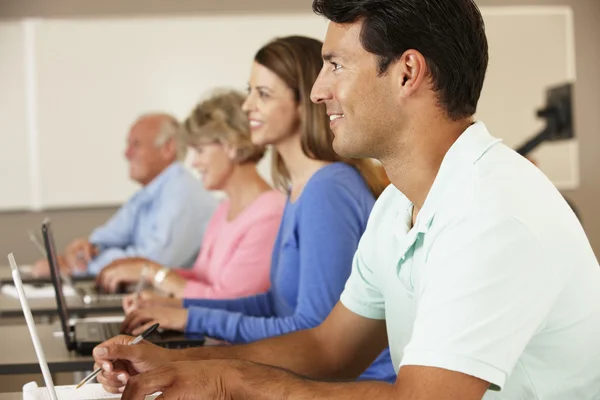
[140,161,183,199]
[396,121,501,235]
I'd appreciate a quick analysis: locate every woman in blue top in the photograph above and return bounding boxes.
[119,36,395,383]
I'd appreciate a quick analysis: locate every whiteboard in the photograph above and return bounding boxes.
[33,14,328,208]
[0,22,31,210]
[0,7,579,210]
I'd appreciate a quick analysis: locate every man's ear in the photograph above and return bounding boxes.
[390,49,429,99]
[161,137,178,161]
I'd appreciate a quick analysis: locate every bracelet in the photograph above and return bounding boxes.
[153,267,170,288]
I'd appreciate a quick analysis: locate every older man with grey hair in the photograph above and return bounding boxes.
[34,113,218,276]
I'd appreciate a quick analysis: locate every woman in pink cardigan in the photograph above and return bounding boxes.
[96,90,285,300]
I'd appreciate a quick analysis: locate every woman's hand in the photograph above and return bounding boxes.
[97,258,160,293]
[121,307,189,336]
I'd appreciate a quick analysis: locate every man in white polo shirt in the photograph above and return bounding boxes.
[91,0,600,399]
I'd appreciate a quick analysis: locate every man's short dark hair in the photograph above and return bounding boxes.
[312,0,489,120]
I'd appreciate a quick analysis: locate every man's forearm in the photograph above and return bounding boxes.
[172,329,352,380]
[230,361,395,400]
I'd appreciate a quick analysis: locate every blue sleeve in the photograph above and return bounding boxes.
[87,176,215,274]
[88,197,139,249]
[185,177,369,343]
[183,292,274,317]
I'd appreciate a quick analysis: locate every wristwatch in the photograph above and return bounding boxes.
[153,267,170,288]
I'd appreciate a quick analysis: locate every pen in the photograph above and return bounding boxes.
[133,264,150,299]
[75,251,88,272]
[27,230,47,258]
[75,322,160,389]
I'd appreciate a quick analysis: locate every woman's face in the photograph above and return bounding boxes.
[189,141,235,191]
[242,62,301,147]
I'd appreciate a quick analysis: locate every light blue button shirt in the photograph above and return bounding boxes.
[86,162,218,274]
[341,122,600,399]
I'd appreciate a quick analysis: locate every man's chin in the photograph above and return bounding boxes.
[332,138,367,159]
[129,170,143,183]
[332,137,348,157]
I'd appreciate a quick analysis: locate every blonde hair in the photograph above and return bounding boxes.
[253,36,386,198]
[182,90,265,163]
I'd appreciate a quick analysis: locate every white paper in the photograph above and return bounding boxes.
[1,283,76,299]
[20,264,33,274]
[23,381,120,400]
[23,382,160,400]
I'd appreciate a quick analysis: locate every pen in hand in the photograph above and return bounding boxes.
[134,264,150,299]
[75,322,160,389]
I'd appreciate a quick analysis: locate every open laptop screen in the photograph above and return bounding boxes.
[42,219,75,352]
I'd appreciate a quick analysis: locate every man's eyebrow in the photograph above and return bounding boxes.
[323,52,339,62]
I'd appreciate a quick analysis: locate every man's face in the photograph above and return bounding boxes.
[124,118,172,185]
[310,21,401,160]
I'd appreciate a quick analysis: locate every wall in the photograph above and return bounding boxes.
[0,207,117,265]
[477,0,600,256]
[0,0,597,260]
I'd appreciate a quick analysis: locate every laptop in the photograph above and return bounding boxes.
[0,230,92,286]
[41,219,125,305]
[8,253,152,399]
[43,220,205,355]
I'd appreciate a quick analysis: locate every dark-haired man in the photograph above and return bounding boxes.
[92,1,600,399]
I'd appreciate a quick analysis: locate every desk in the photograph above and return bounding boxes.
[0,266,95,286]
[0,394,20,400]
[0,324,94,375]
[0,294,123,319]
[0,282,123,319]
[0,294,123,320]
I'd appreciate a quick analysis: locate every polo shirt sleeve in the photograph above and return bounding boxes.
[339,186,393,321]
[399,216,571,390]
[340,246,386,320]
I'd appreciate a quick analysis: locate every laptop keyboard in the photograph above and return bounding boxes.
[102,322,122,338]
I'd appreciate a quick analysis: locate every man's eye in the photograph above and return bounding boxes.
[331,62,341,71]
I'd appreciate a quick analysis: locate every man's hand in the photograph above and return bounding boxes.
[97,258,159,293]
[122,290,183,315]
[122,362,491,400]
[31,255,72,277]
[92,335,177,393]
[121,307,188,336]
[64,238,97,272]
[31,259,51,277]
[122,360,246,400]
[120,360,394,400]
